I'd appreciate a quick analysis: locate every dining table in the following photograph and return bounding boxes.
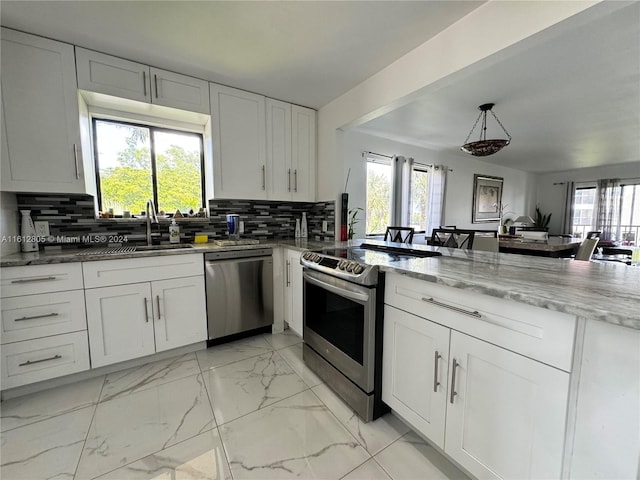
[498,235,582,258]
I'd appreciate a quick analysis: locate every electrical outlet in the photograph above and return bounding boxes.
[239,221,245,234]
[322,220,328,232]
[34,221,50,237]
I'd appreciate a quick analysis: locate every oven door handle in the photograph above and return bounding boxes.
[303,272,370,303]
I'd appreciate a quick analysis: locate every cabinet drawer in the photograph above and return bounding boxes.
[1,263,83,297]
[1,290,87,344]
[1,331,90,389]
[82,253,204,288]
[385,273,576,372]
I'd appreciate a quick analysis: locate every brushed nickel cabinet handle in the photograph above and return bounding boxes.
[286,260,291,287]
[144,298,150,323]
[143,71,147,97]
[15,312,59,322]
[450,359,459,404]
[262,165,266,190]
[288,169,291,192]
[19,354,62,367]
[73,144,80,179]
[156,295,161,320]
[11,277,57,284]
[433,350,441,392]
[421,297,481,319]
[294,169,298,192]
[154,74,159,98]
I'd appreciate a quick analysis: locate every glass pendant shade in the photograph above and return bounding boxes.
[461,103,512,156]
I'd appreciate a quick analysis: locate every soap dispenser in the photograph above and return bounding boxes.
[169,219,180,244]
[295,218,301,238]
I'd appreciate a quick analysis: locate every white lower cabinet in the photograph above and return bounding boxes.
[283,249,303,337]
[383,273,574,480]
[86,276,206,368]
[83,254,207,368]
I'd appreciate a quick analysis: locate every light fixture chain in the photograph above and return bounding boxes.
[489,109,512,140]
[463,111,483,144]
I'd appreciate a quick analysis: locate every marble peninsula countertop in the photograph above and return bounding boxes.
[1,239,638,331]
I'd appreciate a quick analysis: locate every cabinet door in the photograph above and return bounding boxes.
[570,320,640,480]
[210,83,266,199]
[85,283,155,368]
[291,105,316,201]
[445,331,570,480]
[284,249,303,337]
[151,276,207,352]
[75,47,151,102]
[266,98,292,200]
[382,305,449,448]
[1,28,84,193]
[150,67,210,114]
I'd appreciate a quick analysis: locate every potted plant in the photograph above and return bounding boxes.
[348,207,363,240]
[533,206,552,230]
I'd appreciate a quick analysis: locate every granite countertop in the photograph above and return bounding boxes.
[2,239,638,330]
[369,248,640,331]
[0,238,337,267]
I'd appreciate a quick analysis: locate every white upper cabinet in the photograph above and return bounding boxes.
[210,84,316,201]
[291,105,316,202]
[1,28,88,193]
[266,99,292,201]
[210,83,267,199]
[76,48,210,114]
[266,101,316,202]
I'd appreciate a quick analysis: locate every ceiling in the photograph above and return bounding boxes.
[1,1,638,174]
[355,2,640,174]
[0,0,483,110]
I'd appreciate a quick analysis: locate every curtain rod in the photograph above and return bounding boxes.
[554,176,640,186]
[362,150,453,172]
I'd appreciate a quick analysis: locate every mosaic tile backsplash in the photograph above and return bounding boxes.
[15,194,335,246]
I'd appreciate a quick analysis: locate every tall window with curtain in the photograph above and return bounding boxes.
[596,178,621,241]
[364,151,446,239]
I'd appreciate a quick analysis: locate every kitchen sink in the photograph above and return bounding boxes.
[76,244,195,256]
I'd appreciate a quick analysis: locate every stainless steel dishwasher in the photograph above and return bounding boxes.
[205,248,273,341]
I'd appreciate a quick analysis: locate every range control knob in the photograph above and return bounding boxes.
[345,262,355,272]
[353,264,365,274]
[338,260,346,270]
[313,254,321,262]
[302,252,311,260]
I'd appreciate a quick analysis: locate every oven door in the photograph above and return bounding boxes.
[303,268,376,393]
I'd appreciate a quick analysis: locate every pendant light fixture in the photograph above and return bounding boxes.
[461,103,512,156]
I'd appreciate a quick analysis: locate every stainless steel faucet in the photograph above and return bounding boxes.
[146,199,158,245]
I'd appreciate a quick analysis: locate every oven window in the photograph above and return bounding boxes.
[305,282,364,365]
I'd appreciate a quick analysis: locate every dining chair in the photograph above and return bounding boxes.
[472,235,499,252]
[430,228,475,249]
[574,238,599,261]
[384,226,414,243]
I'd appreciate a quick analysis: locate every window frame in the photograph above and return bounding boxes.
[91,117,206,214]
[365,154,394,236]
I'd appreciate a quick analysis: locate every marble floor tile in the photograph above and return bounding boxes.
[277,342,323,388]
[100,352,200,402]
[196,335,274,371]
[219,390,370,479]
[0,375,104,433]
[203,350,308,425]
[341,459,392,480]
[93,429,232,480]
[75,373,215,480]
[311,383,410,456]
[263,330,303,350]
[0,406,94,480]
[374,431,470,480]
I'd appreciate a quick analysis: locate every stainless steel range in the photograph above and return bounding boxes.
[301,247,385,422]
[301,242,442,422]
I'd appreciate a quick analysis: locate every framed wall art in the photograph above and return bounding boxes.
[472,174,503,223]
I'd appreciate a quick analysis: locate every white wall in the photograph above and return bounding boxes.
[537,162,640,234]
[343,130,537,239]
[0,192,20,255]
[317,1,603,238]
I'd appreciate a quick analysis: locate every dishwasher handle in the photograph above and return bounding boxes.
[205,256,272,267]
